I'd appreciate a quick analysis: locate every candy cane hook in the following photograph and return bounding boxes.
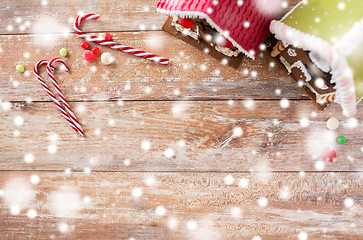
[33,60,83,136]
[73,13,169,65]
[46,58,85,137]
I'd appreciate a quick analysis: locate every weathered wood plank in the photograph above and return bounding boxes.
[0,32,309,102]
[1,101,361,171]
[0,0,301,34]
[0,0,165,34]
[0,171,362,239]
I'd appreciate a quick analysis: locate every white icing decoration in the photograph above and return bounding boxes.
[287,48,297,57]
[172,17,239,57]
[157,8,254,59]
[290,60,312,82]
[280,56,334,100]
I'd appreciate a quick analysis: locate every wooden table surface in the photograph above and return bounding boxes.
[0,1,362,239]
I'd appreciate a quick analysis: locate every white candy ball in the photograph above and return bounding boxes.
[326,117,339,130]
[101,52,114,65]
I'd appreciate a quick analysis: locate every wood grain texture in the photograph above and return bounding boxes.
[1,0,361,239]
[0,0,165,34]
[0,172,362,240]
[1,101,361,171]
[0,32,309,102]
[0,0,301,34]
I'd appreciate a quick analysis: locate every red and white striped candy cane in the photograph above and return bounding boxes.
[46,58,85,137]
[73,13,169,65]
[33,60,83,136]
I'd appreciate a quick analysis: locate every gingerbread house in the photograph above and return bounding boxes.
[157,0,281,68]
[268,0,363,116]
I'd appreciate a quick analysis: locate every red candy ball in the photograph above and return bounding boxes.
[223,39,234,48]
[104,33,112,41]
[322,147,337,162]
[83,50,95,62]
[179,18,194,29]
[80,41,90,49]
[92,47,100,55]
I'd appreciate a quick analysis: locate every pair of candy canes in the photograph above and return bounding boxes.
[33,14,168,137]
[33,58,85,137]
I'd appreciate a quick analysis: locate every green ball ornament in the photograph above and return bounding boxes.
[60,48,68,57]
[337,136,346,144]
[16,64,25,73]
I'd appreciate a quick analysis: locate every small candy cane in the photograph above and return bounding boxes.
[33,60,83,136]
[46,58,85,137]
[73,13,169,65]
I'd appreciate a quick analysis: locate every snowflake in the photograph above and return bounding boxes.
[2,101,11,111]
[344,198,354,208]
[338,2,346,10]
[144,176,156,186]
[315,161,325,171]
[30,174,40,185]
[84,167,91,174]
[257,197,268,207]
[299,118,310,127]
[231,207,242,217]
[280,98,290,108]
[233,127,243,137]
[10,205,20,215]
[124,159,131,166]
[58,223,69,233]
[83,196,91,204]
[281,1,288,8]
[27,209,37,219]
[238,178,249,188]
[155,206,166,216]
[243,99,255,109]
[224,175,235,185]
[24,153,34,163]
[164,148,175,158]
[48,144,57,153]
[23,52,30,58]
[279,186,291,200]
[187,220,197,230]
[168,217,178,229]
[14,116,24,126]
[298,231,308,240]
[132,188,143,198]
[346,118,358,128]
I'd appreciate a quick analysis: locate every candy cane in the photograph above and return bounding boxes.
[73,13,169,65]
[46,58,85,137]
[33,60,83,136]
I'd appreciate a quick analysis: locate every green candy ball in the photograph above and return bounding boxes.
[60,48,68,57]
[337,136,346,144]
[16,64,25,73]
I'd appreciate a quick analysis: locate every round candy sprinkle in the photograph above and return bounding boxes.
[179,18,194,29]
[83,50,95,62]
[104,33,112,41]
[326,117,339,130]
[60,48,68,57]
[80,41,90,49]
[322,147,337,162]
[16,64,25,73]
[337,136,346,144]
[101,52,114,65]
[92,47,100,55]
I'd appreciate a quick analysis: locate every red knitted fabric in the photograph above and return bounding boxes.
[157,0,281,58]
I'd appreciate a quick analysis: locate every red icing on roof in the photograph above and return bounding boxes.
[157,0,281,58]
